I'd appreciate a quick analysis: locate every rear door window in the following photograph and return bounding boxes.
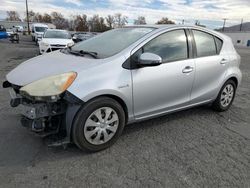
[193,30,217,57]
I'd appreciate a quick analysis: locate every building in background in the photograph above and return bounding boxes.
[217,22,250,47]
[224,32,250,47]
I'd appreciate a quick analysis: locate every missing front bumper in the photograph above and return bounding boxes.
[18,102,67,135]
[4,82,83,146]
[17,102,66,120]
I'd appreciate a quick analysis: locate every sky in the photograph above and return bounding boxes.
[0,0,250,29]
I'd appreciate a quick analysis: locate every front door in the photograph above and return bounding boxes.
[131,29,195,119]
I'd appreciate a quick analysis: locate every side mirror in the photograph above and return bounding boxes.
[138,53,162,66]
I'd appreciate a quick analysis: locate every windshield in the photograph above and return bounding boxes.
[71,27,155,58]
[35,27,47,32]
[44,30,71,39]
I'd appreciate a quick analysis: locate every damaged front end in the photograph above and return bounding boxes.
[3,80,82,147]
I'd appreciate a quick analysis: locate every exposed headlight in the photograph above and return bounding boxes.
[40,42,49,47]
[20,72,77,97]
[67,41,74,47]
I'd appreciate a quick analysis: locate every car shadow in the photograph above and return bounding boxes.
[48,104,213,154]
[1,104,217,168]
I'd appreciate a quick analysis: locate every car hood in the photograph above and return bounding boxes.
[6,51,102,86]
[42,38,72,45]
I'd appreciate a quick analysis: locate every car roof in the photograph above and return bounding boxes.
[125,24,212,30]
[125,24,228,41]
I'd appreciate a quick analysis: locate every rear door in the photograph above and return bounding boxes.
[190,29,228,103]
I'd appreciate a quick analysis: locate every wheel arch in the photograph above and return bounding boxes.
[66,93,130,143]
[85,94,129,123]
[228,76,238,88]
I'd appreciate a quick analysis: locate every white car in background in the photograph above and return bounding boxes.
[14,25,24,32]
[31,23,48,44]
[39,29,74,54]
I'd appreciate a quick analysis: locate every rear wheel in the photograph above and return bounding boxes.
[72,97,125,152]
[212,80,236,111]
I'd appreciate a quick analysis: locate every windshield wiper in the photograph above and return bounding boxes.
[67,48,98,59]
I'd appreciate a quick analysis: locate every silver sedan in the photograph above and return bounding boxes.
[4,25,242,151]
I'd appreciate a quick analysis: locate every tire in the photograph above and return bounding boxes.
[72,97,126,152]
[212,80,236,112]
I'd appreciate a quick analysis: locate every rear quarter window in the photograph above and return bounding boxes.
[214,37,223,54]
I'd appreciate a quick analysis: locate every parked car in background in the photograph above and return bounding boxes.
[39,29,74,54]
[14,25,24,32]
[4,25,242,152]
[0,25,8,39]
[72,32,95,43]
[31,23,48,44]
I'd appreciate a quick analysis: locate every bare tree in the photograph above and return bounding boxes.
[24,10,35,22]
[34,13,43,22]
[42,13,52,23]
[99,17,107,31]
[51,12,69,29]
[89,14,109,32]
[114,13,128,28]
[156,17,175,24]
[6,11,21,21]
[106,15,114,29]
[134,16,146,25]
[74,14,88,31]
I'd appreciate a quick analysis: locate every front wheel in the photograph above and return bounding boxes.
[212,80,236,112]
[72,97,126,152]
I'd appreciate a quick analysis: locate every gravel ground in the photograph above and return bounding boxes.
[0,35,249,188]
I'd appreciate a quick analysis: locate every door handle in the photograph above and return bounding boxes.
[182,66,194,73]
[220,58,228,65]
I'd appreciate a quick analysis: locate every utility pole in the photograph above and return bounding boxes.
[222,18,228,32]
[25,0,30,34]
[240,18,243,31]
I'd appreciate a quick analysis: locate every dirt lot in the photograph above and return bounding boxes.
[0,35,249,188]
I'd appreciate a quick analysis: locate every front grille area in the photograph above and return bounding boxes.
[46,48,61,52]
[46,44,66,53]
